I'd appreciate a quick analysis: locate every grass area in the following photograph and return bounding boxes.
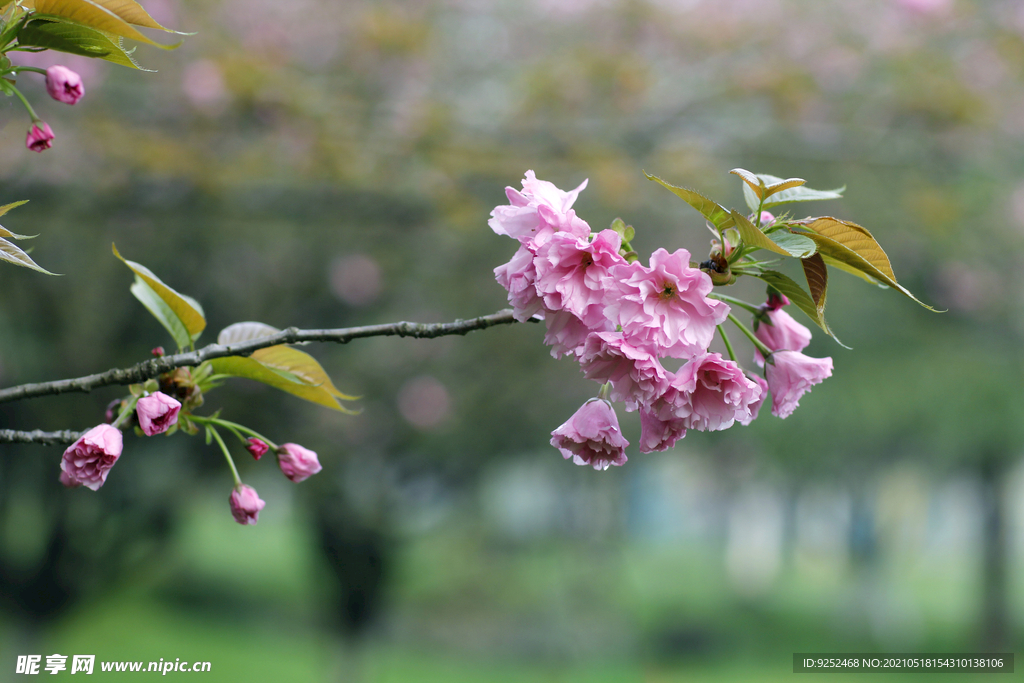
[0,494,1014,682]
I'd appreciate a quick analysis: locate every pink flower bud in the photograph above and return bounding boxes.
[151,346,165,357]
[550,399,629,470]
[45,65,84,105]
[26,122,54,152]
[246,437,269,460]
[276,443,322,482]
[60,424,123,490]
[229,484,266,525]
[760,211,775,225]
[136,391,181,436]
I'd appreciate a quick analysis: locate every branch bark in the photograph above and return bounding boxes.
[0,309,530,444]
[0,429,83,446]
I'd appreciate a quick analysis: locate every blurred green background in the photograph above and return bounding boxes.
[1,0,1023,680]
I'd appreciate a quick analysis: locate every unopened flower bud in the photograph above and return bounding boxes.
[60,424,122,490]
[136,391,181,436]
[229,484,266,525]
[276,443,322,482]
[45,65,84,105]
[26,122,54,152]
[151,346,165,357]
[760,211,775,225]
[246,437,269,460]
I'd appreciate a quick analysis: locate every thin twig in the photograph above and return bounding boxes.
[0,429,83,446]
[0,308,528,408]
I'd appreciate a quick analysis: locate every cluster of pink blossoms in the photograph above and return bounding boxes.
[59,389,321,526]
[490,171,834,470]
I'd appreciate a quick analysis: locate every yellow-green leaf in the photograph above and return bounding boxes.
[24,0,174,47]
[130,275,190,350]
[252,345,359,401]
[0,236,58,275]
[645,171,734,231]
[732,210,815,257]
[18,19,146,69]
[113,243,206,341]
[798,217,939,311]
[92,0,183,32]
[208,355,358,413]
[0,200,29,219]
[820,254,888,287]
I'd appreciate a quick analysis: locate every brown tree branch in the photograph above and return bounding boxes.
[0,309,531,444]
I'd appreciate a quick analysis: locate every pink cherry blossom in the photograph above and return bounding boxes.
[754,308,812,367]
[667,353,764,431]
[740,373,769,426]
[26,122,54,152]
[765,350,833,419]
[277,443,322,482]
[578,331,670,410]
[606,249,729,359]
[246,437,269,460]
[45,65,84,105]
[488,170,590,243]
[229,484,266,525]
[542,308,604,359]
[759,211,775,225]
[136,391,182,436]
[550,399,629,470]
[534,229,625,327]
[638,408,687,453]
[60,424,122,490]
[494,242,544,322]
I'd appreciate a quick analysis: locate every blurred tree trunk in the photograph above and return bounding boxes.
[979,455,1008,651]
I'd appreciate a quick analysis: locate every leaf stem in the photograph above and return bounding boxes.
[717,324,737,363]
[7,82,39,121]
[728,312,773,358]
[192,415,277,450]
[708,293,761,315]
[111,396,139,429]
[207,425,242,487]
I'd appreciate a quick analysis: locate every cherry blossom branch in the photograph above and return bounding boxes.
[0,309,528,410]
[0,429,84,445]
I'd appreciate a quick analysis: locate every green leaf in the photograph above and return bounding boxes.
[23,0,179,47]
[0,235,58,274]
[113,243,206,342]
[752,269,846,346]
[645,171,734,230]
[732,211,815,258]
[768,230,816,258]
[820,254,888,287]
[0,200,29,219]
[797,217,940,311]
[91,0,186,33]
[252,345,359,401]
[208,356,358,413]
[740,173,844,210]
[608,217,634,243]
[17,19,147,69]
[130,275,190,350]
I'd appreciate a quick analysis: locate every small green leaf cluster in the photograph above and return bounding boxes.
[646,169,939,346]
